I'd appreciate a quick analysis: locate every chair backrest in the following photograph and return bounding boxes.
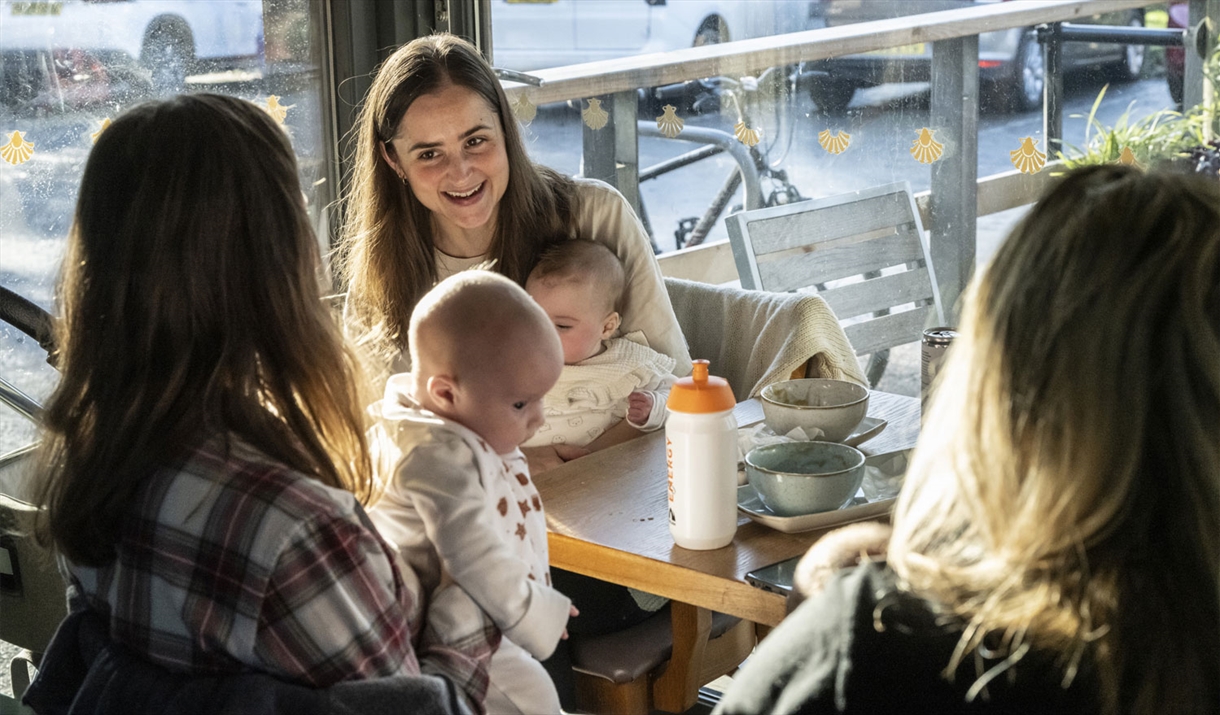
[1,492,68,656]
[725,182,945,357]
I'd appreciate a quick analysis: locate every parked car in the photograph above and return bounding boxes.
[1,0,264,105]
[1166,1,1186,108]
[491,0,812,73]
[803,0,1146,113]
[492,0,819,114]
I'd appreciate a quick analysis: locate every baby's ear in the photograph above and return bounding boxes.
[602,311,621,338]
[426,374,458,411]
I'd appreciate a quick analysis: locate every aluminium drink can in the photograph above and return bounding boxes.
[920,327,957,408]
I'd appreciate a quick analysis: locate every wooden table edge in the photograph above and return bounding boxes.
[549,532,789,627]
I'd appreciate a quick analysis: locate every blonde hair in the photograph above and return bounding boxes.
[36,95,375,566]
[888,165,1220,713]
[527,238,626,314]
[340,33,577,369]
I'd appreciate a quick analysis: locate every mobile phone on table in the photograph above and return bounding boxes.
[745,554,802,595]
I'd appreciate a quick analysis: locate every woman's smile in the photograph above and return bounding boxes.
[444,182,486,202]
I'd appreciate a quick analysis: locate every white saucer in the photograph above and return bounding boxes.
[842,416,887,447]
[737,449,911,533]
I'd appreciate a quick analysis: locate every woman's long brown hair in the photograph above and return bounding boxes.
[340,34,577,371]
[35,94,374,566]
[888,166,1220,713]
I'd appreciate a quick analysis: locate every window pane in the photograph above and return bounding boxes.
[490,0,1176,394]
[0,0,329,455]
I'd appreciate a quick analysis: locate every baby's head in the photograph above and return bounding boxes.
[409,271,563,454]
[525,239,625,365]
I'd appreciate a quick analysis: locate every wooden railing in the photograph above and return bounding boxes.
[499,1,1156,105]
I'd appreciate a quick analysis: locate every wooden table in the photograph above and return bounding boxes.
[535,391,920,628]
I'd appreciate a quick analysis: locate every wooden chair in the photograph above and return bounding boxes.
[725,181,945,386]
[0,491,68,711]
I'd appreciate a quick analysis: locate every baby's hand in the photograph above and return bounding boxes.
[562,605,580,640]
[628,391,654,424]
[522,444,590,474]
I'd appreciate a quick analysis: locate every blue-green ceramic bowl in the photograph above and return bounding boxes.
[745,441,866,516]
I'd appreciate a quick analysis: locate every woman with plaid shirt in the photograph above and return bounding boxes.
[30,95,494,712]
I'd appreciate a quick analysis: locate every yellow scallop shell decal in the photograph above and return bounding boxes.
[656,105,684,139]
[910,128,943,164]
[1117,146,1139,166]
[1,131,34,165]
[90,118,112,144]
[582,98,609,130]
[734,121,761,147]
[510,93,537,124]
[818,129,851,155]
[1009,136,1046,174]
[264,95,294,124]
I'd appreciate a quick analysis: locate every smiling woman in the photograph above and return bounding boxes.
[340,34,691,405]
[380,84,511,258]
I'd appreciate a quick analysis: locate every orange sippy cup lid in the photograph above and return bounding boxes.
[667,359,736,414]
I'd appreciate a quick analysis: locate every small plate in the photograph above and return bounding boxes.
[842,416,887,447]
[737,449,911,533]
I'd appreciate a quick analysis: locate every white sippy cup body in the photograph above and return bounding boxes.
[665,360,738,551]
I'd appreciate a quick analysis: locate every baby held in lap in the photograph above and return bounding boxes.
[368,271,575,714]
[524,239,677,450]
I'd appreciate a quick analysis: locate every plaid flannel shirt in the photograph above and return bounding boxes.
[65,436,495,710]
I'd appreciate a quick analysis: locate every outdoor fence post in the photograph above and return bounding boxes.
[1042,22,1064,157]
[930,34,978,325]
[1185,0,1219,136]
[581,91,641,217]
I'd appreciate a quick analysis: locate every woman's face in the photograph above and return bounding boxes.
[383,83,511,246]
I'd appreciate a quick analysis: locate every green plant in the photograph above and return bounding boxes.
[1060,44,1219,169]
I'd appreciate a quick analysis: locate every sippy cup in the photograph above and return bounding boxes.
[665,359,738,550]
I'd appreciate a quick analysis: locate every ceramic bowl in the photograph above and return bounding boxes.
[759,378,870,442]
[745,441,866,516]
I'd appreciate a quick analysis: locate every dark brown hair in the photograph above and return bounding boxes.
[36,94,375,566]
[341,33,577,369]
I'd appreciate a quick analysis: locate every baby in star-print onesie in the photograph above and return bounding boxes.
[368,271,574,715]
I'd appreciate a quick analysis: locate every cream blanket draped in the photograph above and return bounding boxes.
[664,277,866,400]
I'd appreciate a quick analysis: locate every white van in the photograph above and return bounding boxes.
[1,0,264,93]
[491,0,812,72]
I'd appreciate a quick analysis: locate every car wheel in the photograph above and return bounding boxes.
[809,79,857,115]
[143,27,192,95]
[1007,35,1044,112]
[1167,70,1184,109]
[678,18,728,115]
[694,17,727,49]
[1110,16,1146,83]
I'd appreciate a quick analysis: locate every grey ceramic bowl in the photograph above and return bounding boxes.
[760,378,870,442]
[745,441,866,516]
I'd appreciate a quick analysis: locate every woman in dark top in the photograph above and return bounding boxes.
[717,166,1220,715]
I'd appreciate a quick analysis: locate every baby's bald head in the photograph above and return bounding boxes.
[409,271,561,384]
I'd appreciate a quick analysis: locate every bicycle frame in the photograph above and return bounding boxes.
[638,66,807,250]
